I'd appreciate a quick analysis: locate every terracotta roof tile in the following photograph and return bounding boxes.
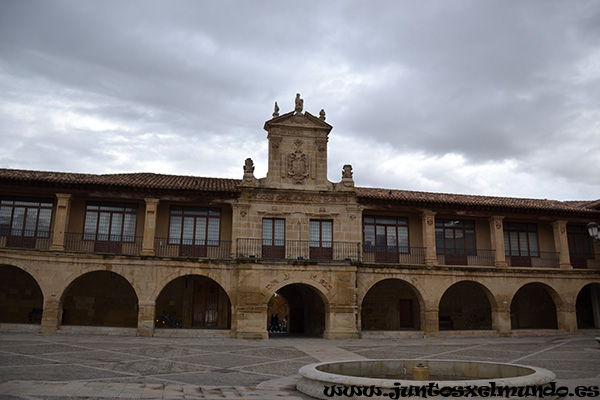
[355,187,600,214]
[0,168,240,192]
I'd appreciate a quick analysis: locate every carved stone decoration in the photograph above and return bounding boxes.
[342,164,353,179]
[273,101,280,117]
[319,109,326,120]
[427,217,434,226]
[243,158,255,174]
[271,137,281,157]
[294,93,304,115]
[496,221,502,229]
[287,140,309,184]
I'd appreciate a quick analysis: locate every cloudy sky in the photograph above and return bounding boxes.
[1,1,599,201]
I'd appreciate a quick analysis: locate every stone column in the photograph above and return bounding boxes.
[49,193,72,251]
[488,216,507,267]
[141,198,159,256]
[492,299,512,336]
[552,220,572,270]
[557,300,577,332]
[423,305,440,337]
[323,305,359,339]
[137,300,156,337]
[421,211,437,266]
[39,296,61,334]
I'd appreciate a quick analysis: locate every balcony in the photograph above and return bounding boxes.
[65,233,143,256]
[0,231,53,251]
[361,246,425,265]
[506,252,559,268]
[236,238,360,261]
[436,249,495,267]
[154,238,231,259]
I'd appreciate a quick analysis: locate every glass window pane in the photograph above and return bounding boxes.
[11,207,25,236]
[510,232,519,256]
[519,232,529,256]
[262,219,273,246]
[0,205,11,235]
[209,208,220,216]
[195,217,207,245]
[322,221,332,243]
[376,225,386,252]
[273,219,285,245]
[465,230,476,255]
[435,228,444,254]
[169,215,182,245]
[386,226,397,252]
[110,213,123,241]
[84,211,98,240]
[364,216,374,224]
[309,220,320,244]
[207,217,220,244]
[24,208,38,236]
[397,226,408,251]
[97,212,110,241]
[364,225,375,251]
[528,232,539,257]
[122,213,136,241]
[182,216,194,245]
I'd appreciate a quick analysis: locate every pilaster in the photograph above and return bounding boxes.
[323,305,359,339]
[141,198,159,256]
[421,211,437,266]
[492,300,511,336]
[489,216,507,267]
[137,300,156,337]
[423,306,440,337]
[39,296,61,334]
[49,193,71,251]
[557,301,577,332]
[552,220,572,270]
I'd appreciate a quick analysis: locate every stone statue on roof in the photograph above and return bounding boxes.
[294,93,303,115]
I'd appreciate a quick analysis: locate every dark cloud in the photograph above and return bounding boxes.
[0,0,598,200]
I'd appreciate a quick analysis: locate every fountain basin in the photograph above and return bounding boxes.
[297,359,556,399]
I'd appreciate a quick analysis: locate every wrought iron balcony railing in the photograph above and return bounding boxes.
[506,251,560,268]
[64,232,143,256]
[0,230,53,250]
[236,238,360,261]
[361,246,425,265]
[436,249,495,267]
[154,238,231,259]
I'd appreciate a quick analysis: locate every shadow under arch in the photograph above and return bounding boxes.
[576,282,600,329]
[269,282,328,337]
[438,281,496,330]
[510,282,560,329]
[361,278,423,331]
[155,275,231,329]
[0,264,44,324]
[61,270,138,328]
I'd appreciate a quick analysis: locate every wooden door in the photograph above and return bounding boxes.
[193,281,219,327]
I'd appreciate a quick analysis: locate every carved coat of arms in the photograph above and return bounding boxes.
[287,140,309,184]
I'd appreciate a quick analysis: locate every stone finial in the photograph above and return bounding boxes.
[272,102,279,117]
[342,164,353,179]
[244,158,255,174]
[319,109,326,121]
[294,93,304,115]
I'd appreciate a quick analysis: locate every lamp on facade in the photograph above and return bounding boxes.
[587,222,599,240]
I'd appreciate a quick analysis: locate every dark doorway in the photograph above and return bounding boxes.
[511,283,558,329]
[0,265,44,324]
[576,283,600,329]
[272,284,326,337]
[361,279,421,330]
[439,281,493,330]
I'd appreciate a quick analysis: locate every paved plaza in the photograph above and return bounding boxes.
[0,331,599,399]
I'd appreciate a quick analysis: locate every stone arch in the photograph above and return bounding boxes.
[361,278,424,331]
[0,264,44,324]
[266,280,329,337]
[510,282,560,329]
[60,270,139,328]
[155,274,232,329]
[438,280,496,330]
[151,269,233,303]
[576,282,600,329]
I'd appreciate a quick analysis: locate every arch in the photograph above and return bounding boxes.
[510,282,559,329]
[61,270,138,328]
[269,282,328,337]
[361,278,423,330]
[151,270,232,303]
[0,265,44,324]
[576,283,600,329]
[155,275,231,329]
[438,281,494,330]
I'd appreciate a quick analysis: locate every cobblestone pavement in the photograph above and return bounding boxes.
[0,331,599,399]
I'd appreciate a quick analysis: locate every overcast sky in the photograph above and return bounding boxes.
[1,1,599,201]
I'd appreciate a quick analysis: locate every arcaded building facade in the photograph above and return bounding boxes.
[1,96,599,339]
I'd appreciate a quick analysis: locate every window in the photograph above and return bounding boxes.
[168,207,221,246]
[262,218,285,258]
[435,219,476,256]
[363,216,408,263]
[0,198,53,248]
[503,222,539,257]
[83,202,137,243]
[568,225,594,268]
[310,220,333,259]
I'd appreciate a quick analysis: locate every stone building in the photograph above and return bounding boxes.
[1,95,599,339]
